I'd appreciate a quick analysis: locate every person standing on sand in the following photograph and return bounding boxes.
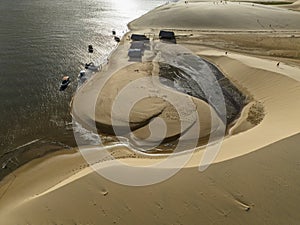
[277,62,280,67]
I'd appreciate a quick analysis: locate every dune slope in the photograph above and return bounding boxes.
[129,1,300,30]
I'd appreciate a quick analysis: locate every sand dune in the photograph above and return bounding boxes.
[1,132,300,224]
[1,1,300,224]
[281,0,300,11]
[72,42,226,148]
[184,0,297,2]
[191,48,300,163]
[2,45,300,224]
[130,1,300,31]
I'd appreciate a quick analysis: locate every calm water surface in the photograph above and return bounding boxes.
[0,0,166,161]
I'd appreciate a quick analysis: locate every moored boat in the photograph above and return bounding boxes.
[59,76,70,91]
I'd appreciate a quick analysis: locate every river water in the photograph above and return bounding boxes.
[0,0,166,175]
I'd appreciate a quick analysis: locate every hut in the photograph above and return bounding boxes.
[131,34,149,42]
[128,49,142,62]
[159,30,176,43]
[130,41,145,51]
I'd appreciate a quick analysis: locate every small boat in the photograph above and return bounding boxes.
[114,36,120,43]
[59,76,70,91]
[78,70,85,79]
[85,62,99,71]
[88,45,94,53]
[78,70,87,83]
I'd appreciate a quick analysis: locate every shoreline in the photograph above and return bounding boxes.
[1,1,300,223]
[2,0,300,182]
[0,13,143,182]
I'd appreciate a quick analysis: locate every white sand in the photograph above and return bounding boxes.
[129,1,300,31]
[1,1,300,224]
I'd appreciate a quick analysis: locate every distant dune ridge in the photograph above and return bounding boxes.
[281,0,300,11]
[129,1,300,30]
[1,1,300,224]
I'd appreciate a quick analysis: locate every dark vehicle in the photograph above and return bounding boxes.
[59,76,71,91]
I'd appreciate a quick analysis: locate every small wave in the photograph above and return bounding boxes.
[72,121,101,146]
[6,139,42,154]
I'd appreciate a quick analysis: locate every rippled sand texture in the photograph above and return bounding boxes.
[1,0,300,224]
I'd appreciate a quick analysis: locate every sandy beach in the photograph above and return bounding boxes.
[1,0,300,224]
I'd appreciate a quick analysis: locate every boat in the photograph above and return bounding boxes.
[78,70,87,83]
[59,76,70,91]
[78,70,86,79]
[85,62,100,71]
[114,36,120,43]
[88,45,94,53]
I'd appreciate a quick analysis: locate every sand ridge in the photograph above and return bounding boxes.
[1,0,300,224]
[72,41,225,149]
[281,0,300,11]
[129,1,300,31]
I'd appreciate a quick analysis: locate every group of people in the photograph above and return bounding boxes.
[213,0,228,4]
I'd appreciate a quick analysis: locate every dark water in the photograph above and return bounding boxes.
[0,0,166,163]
